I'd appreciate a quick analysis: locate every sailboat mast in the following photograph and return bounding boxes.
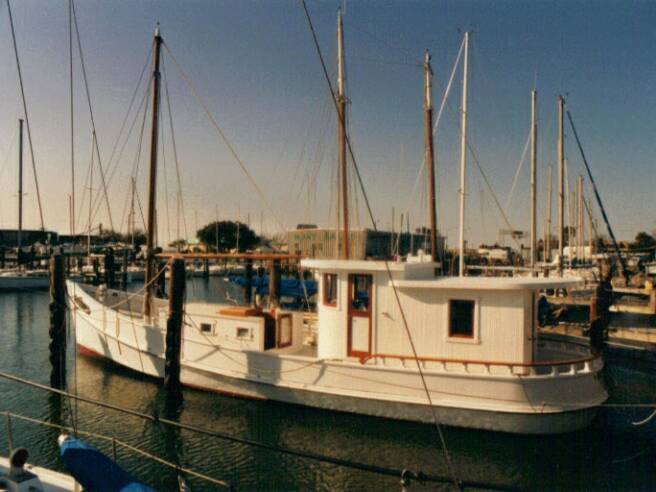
[530,90,537,274]
[337,8,349,259]
[557,95,565,276]
[130,177,136,248]
[144,24,163,319]
[458,31,469,277]
[545,164,553,262]
[424,50,438,265]
[17,119,23,250]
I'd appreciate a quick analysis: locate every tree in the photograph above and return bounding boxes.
[633,231,656,250]
[98,228,146,246]
[196,221,260,252]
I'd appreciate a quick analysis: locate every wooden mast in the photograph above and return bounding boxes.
[557,95,565,276]
[545,164,553,262]
[144,24,163,319]
[530,90,537,274]
[17,118,23,250]
[458,31,469,277]
[337,8,349,259]
[424,50,438,265]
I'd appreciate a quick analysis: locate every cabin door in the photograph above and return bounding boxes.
[347,274,372,357]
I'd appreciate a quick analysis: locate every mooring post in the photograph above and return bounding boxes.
[0,247,5,269]
[49,254,67,388]
[203,258,209,279]
[122,250,129,289]
[244,258,253,305]
[104,247,115,288]
[156,260,167,298]
[269,259,281,308]
[164,258,185,390]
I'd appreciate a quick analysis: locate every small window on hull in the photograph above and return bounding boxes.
[200,322,213,334]
[237,327,251,339]
[449,300,475,338]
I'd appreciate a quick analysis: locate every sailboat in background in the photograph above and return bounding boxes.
[0,119,49,291]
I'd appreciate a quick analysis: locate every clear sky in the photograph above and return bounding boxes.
[0,0,653,248]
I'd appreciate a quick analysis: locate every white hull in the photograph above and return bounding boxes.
[67,281,607,434]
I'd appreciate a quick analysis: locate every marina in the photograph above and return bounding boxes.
[0,0,655,490]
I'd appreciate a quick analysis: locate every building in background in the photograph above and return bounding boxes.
[287,226,445,260]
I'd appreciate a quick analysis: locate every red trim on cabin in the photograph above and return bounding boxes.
[323,273,338,307]
[347,274,373,358]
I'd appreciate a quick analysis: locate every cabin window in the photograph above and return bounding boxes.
[200,322,213,334]
[448,300,475,338]
[236,327,251,339]
[350,274,371,312]
[323,273,338,307]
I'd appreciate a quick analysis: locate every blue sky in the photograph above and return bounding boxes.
[0,0,653,247]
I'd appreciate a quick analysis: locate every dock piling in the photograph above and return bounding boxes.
[49,254,67,388]
[244,258,253,305]
[165,258,185,390]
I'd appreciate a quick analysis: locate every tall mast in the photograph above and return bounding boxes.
[17,118,23,250]
[458,31,470,277]
[557,95,565,276]
[530,90,537,273]
[87,132,94,259]
[545,164,552,262]
[337,8,349,259]
[577,175,584,261]
[424,50,438,265]
[144,24,163,319]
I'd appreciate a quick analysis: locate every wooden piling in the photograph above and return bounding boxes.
[104,248,115,288]
[244,258,253,305]
[203,258,209,279]
[122,250,129,289]
[164,258,185,389]
[49,254,67,388]
[269,259,281,307]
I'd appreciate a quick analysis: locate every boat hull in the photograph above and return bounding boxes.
[67,281,607,434]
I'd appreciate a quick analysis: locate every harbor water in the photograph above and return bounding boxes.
[0,277,655,491]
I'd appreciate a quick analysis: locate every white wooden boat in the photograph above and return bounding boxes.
[66,259,607,434]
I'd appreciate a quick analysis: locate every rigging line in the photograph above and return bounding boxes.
[71,0,114,231]
[162,57,188,240]
[299,2,461,489]
[0,373,518,491]
[4,413,231,489]
[505,129,532,213]
[6,0,45,231]
[350,55,422,68]
[159,96,172,245]
[162,42,287,235]
[82,77,152,233]
[87,65,154,228]
[566,110,628,279]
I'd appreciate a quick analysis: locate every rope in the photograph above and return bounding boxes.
[162,58,188,241]
[3,412,231,489]
[6,0,45,231]
[299,2,461,489]
[162,42,288,234]
[68,259,169,313]
[70,0,114,231]
[505,129,531,213]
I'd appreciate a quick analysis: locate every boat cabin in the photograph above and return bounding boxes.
[301,259,583,365]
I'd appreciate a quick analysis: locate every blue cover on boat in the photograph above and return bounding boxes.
[60,436,157,492]
[230,275,317,298]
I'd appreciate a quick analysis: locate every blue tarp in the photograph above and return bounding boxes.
[60,435,157,492]
[230,275,317,299]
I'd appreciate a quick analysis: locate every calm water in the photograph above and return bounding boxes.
[1,278,655,491]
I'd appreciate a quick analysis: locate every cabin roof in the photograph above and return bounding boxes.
[300,259,439,272]
[389,276,583,291]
